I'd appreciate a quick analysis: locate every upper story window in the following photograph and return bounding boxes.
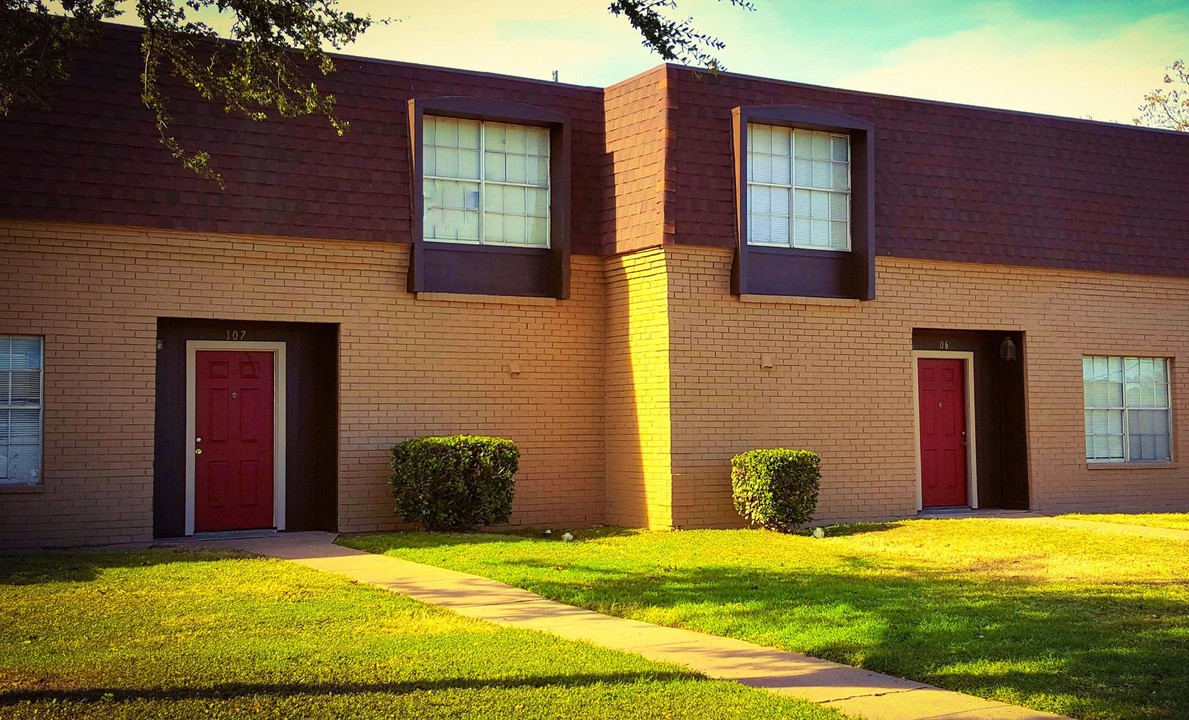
[1084,356,1172,463]
[747,124,850,251]
[1,336,43,485]
[423,116,551,248]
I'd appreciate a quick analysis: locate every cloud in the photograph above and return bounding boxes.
[837,4,1189,122]
[343,0,663,85]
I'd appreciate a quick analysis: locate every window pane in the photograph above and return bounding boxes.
[459,150,480,180]
[812,134,830,160]
[772,154,790,185]
[812,161,831,189]
[751,154,772,184]
[458,120,480,149]
[505,187,526,215]
[484,152,506,182]
[486,124,506,151]
[794,130,812,159]
[751,185,771,214]
[812,219,830,247]
[793,189,811,218]
[794,158,813,186]
[830,192,847,220]
[831,136,848,162]
[750,215,771,244]
[1125,382,1156,408]
[1108,357,1123,382]
[527,217,549,246]
[772,126,791,156]
[811,191,829,218]
[438,117,459,147]
[751,124,772,153]
[503,215,527,244]
[527,188,550,217]
[794,217,813,245]
[830,221,848,249]
[832,162,849,191]
[771,187,789,216]
[9,371,40,405]
[506,154,527,184]
[771,215,790,245]
[437,149,459,178]
[1084,380,1121,408]
[1124,357,1141,382]
[484,184,504,213]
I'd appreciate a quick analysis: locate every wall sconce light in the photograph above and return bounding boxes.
[760,354,775,369]
[999,336,1017,362]
[505,361,521,377]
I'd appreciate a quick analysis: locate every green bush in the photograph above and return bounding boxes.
[389,436,519,531]
[730,449,820,531]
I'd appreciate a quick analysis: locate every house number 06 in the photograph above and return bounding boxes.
[937,341,950,350]
[227,330,248,341]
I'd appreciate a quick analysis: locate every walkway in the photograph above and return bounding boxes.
[206,531,1067,720]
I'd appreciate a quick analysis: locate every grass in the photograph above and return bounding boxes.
[341,520,1189,720]
[0,548,847,720]
[1060,513,1189,532]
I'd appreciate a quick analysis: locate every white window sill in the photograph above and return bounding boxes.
[415,292,559,306]
[738,294,861,308]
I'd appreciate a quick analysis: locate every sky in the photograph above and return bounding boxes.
[126,0,1189,123]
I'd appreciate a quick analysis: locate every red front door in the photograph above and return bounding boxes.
[918,358,968,507]
[195,350,275,531]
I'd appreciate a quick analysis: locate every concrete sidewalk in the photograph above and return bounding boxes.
[193,531,1067,720]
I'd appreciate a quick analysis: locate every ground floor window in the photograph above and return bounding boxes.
[1,336,43,484]
[1084,356,1171,463]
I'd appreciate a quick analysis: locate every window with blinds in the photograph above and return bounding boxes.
[1084,356,1172,463]
[747,124,850,251]
[1,336,43,484]
[423,116,551,248]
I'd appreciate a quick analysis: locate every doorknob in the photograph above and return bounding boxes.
[195,449,203,455]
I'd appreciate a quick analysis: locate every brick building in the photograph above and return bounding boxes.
[2,26,1187,547]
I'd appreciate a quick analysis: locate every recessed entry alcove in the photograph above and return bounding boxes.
[912,328,1029,511]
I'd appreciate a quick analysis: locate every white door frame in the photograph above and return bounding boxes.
[185,341,287,536]
[911,350,978,511]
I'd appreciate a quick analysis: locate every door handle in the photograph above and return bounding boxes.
[195,449,203,455]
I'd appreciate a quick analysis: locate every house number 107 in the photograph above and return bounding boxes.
[227,330,247,341]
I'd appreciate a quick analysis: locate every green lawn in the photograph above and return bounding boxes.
[1060,513,1189,532]
[0,548,846,720]
[342,520,1189,720]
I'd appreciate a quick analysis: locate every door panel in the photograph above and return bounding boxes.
[919,358,968,507]
[195,350,275,531]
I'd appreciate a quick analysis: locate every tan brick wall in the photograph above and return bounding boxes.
[604,248,673,528]
[0,221,605,548]
[4,221,1188,547]
[664,245,1189,527]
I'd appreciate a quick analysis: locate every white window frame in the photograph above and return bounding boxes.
[0,335,44,485]
[423,116,551,248]
[746,124,851,252]
[1083,355,1173,464]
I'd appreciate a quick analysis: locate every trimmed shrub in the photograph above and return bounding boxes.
[389,436,519,531]
[731,449,820,531]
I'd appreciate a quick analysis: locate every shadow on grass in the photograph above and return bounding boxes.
[0,672,698,707]
[0,548,252,586]
[811,522,904,538]
[461,557,1188,719]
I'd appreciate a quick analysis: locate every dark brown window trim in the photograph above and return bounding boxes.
[407,96,572,299]
[732,105,875,300]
